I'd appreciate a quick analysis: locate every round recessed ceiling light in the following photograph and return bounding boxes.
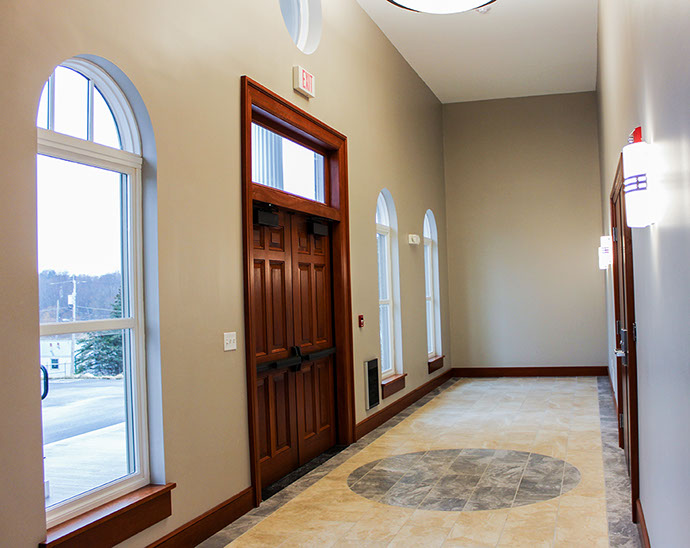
[387,0,496,15]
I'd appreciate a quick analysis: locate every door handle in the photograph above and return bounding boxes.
[40,365,49,400]
[614,349,625,358]
[304,346,336,362]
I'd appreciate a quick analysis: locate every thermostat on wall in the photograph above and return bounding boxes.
[293,66,316,98]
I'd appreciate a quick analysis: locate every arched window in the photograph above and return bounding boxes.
[376,191,402,378]
[36,59,148,526]
[423,210,442,358]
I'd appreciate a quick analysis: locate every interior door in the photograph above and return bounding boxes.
[253,208,337,488]
[610,158,640,519]
[612,190,632,468]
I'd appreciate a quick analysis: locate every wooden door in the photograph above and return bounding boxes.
[612,190,632,465]
[610,159,640,519]
[252,209,336,488]
[291,215,337,464]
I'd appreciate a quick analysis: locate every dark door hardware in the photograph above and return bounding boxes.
[257,346,336,374]
[254,207,279,227]
[304,346,336,362]
[40,365,49,400]
[307,220,329,237]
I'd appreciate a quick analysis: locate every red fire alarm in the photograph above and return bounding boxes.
[358,315,365,328]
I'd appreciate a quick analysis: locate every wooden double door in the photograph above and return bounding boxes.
[252,208,337,488]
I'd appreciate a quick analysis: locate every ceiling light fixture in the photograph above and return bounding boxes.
[387,0,496,15]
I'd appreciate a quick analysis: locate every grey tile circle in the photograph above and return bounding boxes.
[347,448,580,512]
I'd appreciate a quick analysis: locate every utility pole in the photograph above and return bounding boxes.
[68,276,77,378]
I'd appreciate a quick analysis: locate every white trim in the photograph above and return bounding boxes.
[39,318,136,336]
[38,128,142,170]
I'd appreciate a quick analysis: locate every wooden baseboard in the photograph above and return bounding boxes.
[635,499,651,548]
[451,366,609,377]
[356,369,453,439]
[149,487,254,547]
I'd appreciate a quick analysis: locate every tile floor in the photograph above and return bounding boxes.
[202,377,641,547]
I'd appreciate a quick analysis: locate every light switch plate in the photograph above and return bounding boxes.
[224,332,237,351]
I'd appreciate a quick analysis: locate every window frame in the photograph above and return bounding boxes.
[376,222,395,379]
[376,192,400,380]
[423,210,442,360]
[37,61,149,528]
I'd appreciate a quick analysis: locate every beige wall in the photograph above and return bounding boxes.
[598,1,690,545]
[0,1,450,545]
[443,93,607,368]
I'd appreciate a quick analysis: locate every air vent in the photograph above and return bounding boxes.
[365,359,380,410]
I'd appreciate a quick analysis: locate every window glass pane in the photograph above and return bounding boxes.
[279,0,302,44]
[376,193,389,226]
[424,243,433,298]
[376,232,389,301]
[379,304,392,372]
[423,214,432,239]
[41,330,133,508]
[37,155,124,323]
[426,299,434,355]
[37,82,49,129]
[251,122,325,203]
[53,66,88,140]
[93,87,121,149]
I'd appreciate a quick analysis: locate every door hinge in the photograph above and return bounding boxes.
[612,227,618,242]
[619,413,624,429]
[633,322,637,342]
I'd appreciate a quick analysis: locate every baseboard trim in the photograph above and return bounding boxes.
[635,499,651,548]
[355,369,453,439]
[148,487,254,547]
[451,366,609,377]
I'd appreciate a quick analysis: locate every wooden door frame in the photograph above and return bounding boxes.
[240,77,355,506]
[610,155,641,522]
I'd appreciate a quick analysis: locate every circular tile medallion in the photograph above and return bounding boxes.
[347,449,580,512]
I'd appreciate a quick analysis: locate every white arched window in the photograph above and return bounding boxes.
[376,191,402,378]
[423,210,442,359]
[36,59,148,526]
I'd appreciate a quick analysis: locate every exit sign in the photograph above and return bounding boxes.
[293,66,316,99]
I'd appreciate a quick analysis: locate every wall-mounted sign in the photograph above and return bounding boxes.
[293,66,316,99]
[598,235,613,270]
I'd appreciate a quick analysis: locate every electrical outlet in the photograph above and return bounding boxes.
[224,332,237,351]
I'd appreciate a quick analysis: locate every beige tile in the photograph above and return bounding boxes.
[407,508,460,529]
[497,500,559,547]
[447,508,509,546]
[230,530,287,547]
[388,524,451,548]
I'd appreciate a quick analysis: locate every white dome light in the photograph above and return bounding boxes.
[387,0,496,15]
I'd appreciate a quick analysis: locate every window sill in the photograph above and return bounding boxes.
[381,373,407,399]
[40,483,176,548]
[428,355,445,374]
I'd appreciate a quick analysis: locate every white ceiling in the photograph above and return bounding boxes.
[356,0,599,104]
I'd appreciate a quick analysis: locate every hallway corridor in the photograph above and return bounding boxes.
[202,377,640,547]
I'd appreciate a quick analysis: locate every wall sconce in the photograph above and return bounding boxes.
[408,234,421,245]
[598,236,612,270]
[622,126,653,228]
